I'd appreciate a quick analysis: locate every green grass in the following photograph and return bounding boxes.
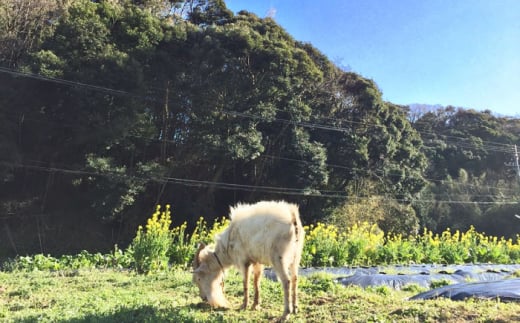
[1,268,519,322]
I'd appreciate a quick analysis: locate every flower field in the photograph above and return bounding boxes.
[302,222,520,267]
[2,206,519,272]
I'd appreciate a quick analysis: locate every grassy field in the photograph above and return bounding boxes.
[1,268,519,322]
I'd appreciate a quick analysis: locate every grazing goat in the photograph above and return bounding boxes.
[192,200,305,320]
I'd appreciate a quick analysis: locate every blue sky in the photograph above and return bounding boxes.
[225,0,519,116]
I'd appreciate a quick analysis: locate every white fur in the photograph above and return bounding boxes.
[193,200,305,321]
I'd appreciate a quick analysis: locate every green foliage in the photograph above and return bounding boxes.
[131,205,173,274]
[378,202,419,236]
[430,279,452,289]
[329,187,420,236]
[412,107,520,236]
[0,0,61,67]
[328,185,386,229]
[371,285,392,296]
[302,222,346,267]
[129,205,230,273]
[302,222,385,267]
[168,216,229,267]
[2,246,132,272]
[401,283,426,293]
[301,272,337,294]
[302,222,520,267]
[3,216,520,274]
[0,0,518,258]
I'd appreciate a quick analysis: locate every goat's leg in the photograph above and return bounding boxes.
[291,241,303,314]
[290,262,299,314]
[272,256,292,320]
[252,263,264,310]
[240,263,251,310]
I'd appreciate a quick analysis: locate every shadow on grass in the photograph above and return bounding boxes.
[17,303,228,323]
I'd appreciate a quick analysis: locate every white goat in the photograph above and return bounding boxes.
[192,200,305,320]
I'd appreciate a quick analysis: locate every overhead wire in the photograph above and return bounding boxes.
[0,111,513,195]
[1,160,517,205]
[0,66,156,102]
[1,67,519,201]
[0,66,516,153]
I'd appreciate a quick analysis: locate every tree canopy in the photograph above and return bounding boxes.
[0,0,518,256]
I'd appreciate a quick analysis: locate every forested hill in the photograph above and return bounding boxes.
[1,0,519,257]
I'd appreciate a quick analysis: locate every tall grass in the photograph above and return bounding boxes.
[2,206,520,272]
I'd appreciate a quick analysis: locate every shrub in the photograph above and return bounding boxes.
[169,216,230,268]
[302,223,344,267]
[131,204,173,274]
[3,213,520,272]
[345,222,384,266]
[302,222,384,267]
[301,222,520,267]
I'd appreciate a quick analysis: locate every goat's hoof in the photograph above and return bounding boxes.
[251,304,261,311]
[279,312,290,322]
[239,304,248,311]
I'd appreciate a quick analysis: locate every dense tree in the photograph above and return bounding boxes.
[188,0,232,25]
[0,0,65,67]
[412,107,520,236]
[413,107,515,180]
[309,71,428,225]
[0,0,518,257]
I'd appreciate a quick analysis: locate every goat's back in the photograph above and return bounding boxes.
[221,201,303,265]
[230,200,298,221]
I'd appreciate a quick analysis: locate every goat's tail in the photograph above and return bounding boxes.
[290,204,304,244]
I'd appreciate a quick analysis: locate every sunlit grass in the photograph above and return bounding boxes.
[1,268,519,322]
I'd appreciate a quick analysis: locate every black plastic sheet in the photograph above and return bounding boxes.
[264,264,520,301]
[409,278,520,301]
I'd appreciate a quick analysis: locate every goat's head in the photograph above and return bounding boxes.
[192,243,229,308]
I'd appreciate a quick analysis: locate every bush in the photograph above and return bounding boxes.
[302,223,344,267]
[131,205,173,274]
[3,212,520,273]
[169,216,230,268]
[302,222,384,267]
[302,222,520,267]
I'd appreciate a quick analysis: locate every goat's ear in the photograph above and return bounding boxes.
[193,243,206,268]
[193,261,208,274]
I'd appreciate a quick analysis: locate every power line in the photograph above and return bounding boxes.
[0,108,514,195]
[1,114,517,195]
[413,124,513,149]
[2,67,519,196]
[420,132,513,154]
[0,66,156,102]
[1,66,516,153]
[125,135,520,194]
[0,160,346,198]
[1,160,518,205]
[126,132,520,194]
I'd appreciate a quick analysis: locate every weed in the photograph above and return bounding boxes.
[401,283,426,293]
[131,204,173,274]
[430,279,452,289]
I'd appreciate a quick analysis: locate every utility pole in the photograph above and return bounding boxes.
[160,80,170,165]
[515,144,520,180]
